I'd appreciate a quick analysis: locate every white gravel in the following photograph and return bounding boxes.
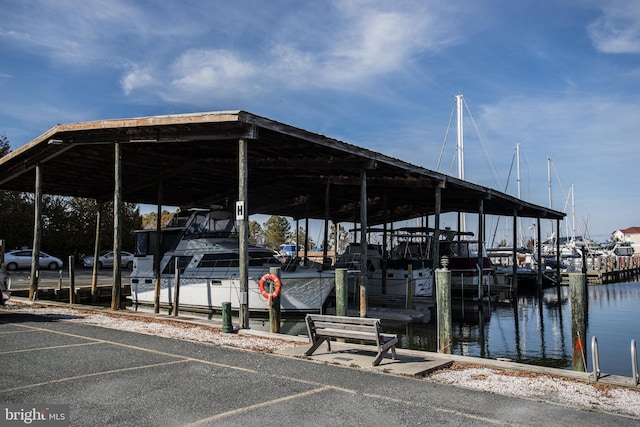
[4,303,640,419]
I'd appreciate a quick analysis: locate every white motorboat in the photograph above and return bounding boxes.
[335,243,434,299]
[130,208,334,313]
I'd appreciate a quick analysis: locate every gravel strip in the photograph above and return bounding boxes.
[3,303,640,419]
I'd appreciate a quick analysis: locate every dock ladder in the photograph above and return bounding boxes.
[591,336,639,386]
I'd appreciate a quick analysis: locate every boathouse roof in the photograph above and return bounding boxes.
[0,110,564,225]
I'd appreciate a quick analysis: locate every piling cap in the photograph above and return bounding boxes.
[440,256,449,270]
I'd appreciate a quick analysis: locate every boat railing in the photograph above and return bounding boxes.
[591,335,639,386]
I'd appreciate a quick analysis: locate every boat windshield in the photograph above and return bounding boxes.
[185,210,236,237]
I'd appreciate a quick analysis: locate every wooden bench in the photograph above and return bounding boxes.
[304,314,398,366]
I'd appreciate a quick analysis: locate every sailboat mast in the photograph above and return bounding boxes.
[516,143,523,247]
[547,156,554,242]
[456,93,466,233]
[456,93,464,181]
[547,156,552,209]
[516,143,521,199]
[571,181,576,241]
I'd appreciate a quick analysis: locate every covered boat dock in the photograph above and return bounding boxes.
[0,110,565,325]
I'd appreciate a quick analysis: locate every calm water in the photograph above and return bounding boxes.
[254,281,640,376]
[385,281,640,377]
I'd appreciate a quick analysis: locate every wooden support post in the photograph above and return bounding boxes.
[324,179,330,262]
[359,169,368,318]
[154,182,163,313]
[29,164,42,301]
[436,266,452,354]
[238,138,250,329]
[407,263,413,309]
[382,196,388,295]
[333,223,338,265]
[111,142,122,311]
[173,256,180,316]
[536,219,542,292]
[477,198,484,298]
[68,256,75,304]
[570,272,587,372]
[91,201,102,302]
[269,267,281,333]
[304,214,309,266]
[512,210,518,292]
[433,185,442,267]
[57,270,62,300]
[335,268,348,317]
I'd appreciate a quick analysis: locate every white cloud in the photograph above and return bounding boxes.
[123,1,473,101]
[121,65,156,96]
[0,0,205,66]
[588,1,640,53]
[171,50,256,90]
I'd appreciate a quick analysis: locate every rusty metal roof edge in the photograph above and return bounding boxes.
[0,110,566,221]
[1,110,246,166]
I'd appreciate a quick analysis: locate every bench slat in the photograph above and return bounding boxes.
[311,321,379,333]
[304,314,398,366]
[307,315,380,326]
[313,328,379,342]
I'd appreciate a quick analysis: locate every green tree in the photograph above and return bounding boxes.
[39,197,142,262]
[141,209,178,230]
[0,136,34,251]
[0,133,10,156]
[249,220,266,246]
[0,191,33,250]
[263,215,291,250]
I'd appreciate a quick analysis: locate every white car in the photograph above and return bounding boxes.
[4,249,64,271]
[82,250,135,269]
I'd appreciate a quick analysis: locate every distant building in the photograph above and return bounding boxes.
[611,227,640,254]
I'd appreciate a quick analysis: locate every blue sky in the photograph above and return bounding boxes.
[1,0,639,242]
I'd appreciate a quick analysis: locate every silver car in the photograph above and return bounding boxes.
[82,250,135,269]
[4,249,64,271]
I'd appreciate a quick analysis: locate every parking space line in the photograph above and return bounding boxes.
[2,320,521,426]
[0,341,104,355]
[362,392,522,426]
[184,386,334,426]
[11,322,261,374]
[0,329,40,335]
[0,359,190,393]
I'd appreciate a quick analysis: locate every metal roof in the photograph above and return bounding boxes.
[0,110,564,225]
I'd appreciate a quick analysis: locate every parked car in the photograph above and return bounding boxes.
[4,249,64,271]
[82,250,135,269]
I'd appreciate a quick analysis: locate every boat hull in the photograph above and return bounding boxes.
[130,267,335,313]
[366,267,434,298]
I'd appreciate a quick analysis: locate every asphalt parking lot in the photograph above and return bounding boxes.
[2,308,638,426]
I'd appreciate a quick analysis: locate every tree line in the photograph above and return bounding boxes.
[0,134,142,263]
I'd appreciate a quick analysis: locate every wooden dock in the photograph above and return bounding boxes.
[560,267,640,285]
[10,285,131,304]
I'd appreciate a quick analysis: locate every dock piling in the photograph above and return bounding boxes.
[436,260,452,354]
[569,272,587,372]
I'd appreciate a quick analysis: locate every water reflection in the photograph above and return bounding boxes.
[387,281,640,376]
[257,282,640,376]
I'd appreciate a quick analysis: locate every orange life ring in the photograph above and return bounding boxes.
[259,273,281,299]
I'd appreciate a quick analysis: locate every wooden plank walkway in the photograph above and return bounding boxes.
[560,267,640,285]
